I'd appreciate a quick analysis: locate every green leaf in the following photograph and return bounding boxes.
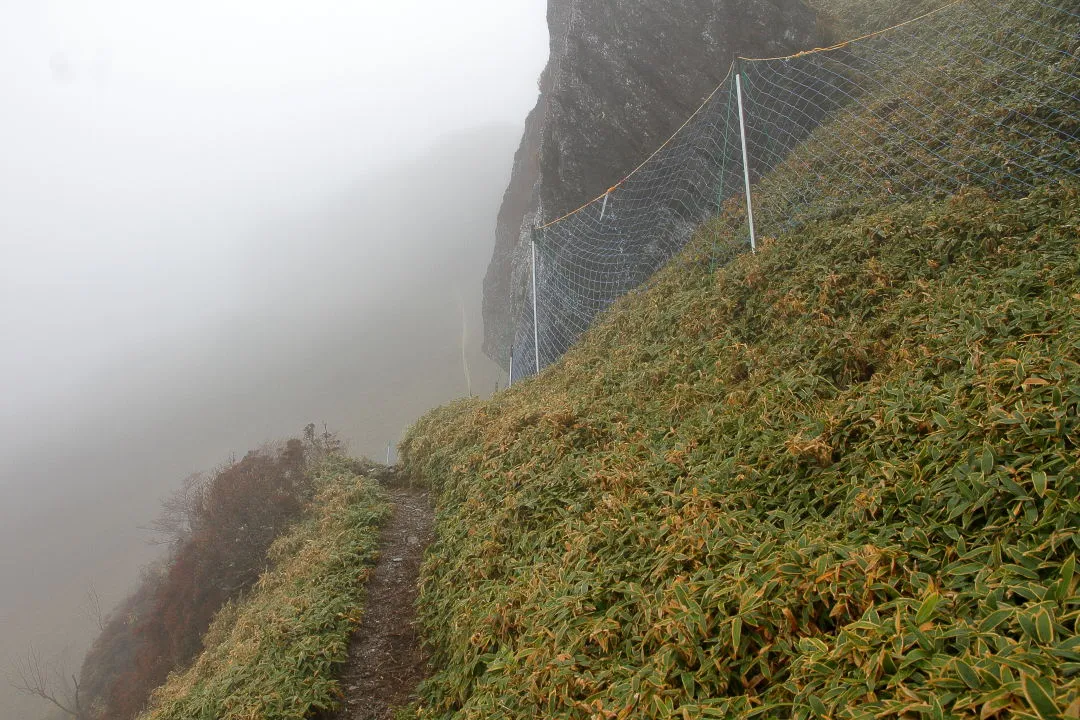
[915,593,942,625]
[1062,555,1075,589]
[1019,611,1038,641]
[1001,474,1028,498]
[954,659,980,689]
[979,609,1013,633]
[949,562,985,576]
[1021,673,1061,720]
[1031,471,1048,497]
[1033,608,1055,645]
[981,447,994,475]
[732,616,742,650]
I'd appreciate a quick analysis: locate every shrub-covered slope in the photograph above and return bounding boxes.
[402,184,1079,719]
[139,457,390,720]
[81,437,334,719]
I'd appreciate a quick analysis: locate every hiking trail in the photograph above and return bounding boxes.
[327,473,434,720]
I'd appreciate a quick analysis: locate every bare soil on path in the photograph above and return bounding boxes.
[325,476,434,720]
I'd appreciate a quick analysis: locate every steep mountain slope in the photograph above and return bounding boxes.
[1,127,517,720]
[403,182,1079,719]
[402,3,1079,715]
[140,457,389,720]
[65,2,1076,718]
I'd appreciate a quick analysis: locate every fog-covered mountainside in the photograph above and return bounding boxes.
[1,125,518,720]
[482,0,822,363]
[11,0,1076,716]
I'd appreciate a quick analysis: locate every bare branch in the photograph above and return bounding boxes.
[138,471,209,545]
[10,644,82,718]
[83,583,105,632]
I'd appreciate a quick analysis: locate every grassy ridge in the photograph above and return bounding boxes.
[401,184,1079,719]
[140,457,390,720]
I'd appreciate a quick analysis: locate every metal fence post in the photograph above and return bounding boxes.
[735,63,758,253]
[531,229,541,375]
[508,346,514,388]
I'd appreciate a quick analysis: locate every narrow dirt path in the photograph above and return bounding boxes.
[326,476,434,720]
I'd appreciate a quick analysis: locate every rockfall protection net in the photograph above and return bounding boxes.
[508,0,1080,384]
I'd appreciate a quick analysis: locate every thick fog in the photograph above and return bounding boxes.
[0,2,548,716]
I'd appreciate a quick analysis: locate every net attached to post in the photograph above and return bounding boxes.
[508,0,1079,381]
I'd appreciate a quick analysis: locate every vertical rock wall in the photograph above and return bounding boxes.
[483,0,822,364]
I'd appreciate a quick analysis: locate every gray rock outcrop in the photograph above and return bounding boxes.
[483,0,822,365]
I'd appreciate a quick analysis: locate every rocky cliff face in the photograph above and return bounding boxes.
[483,0,822,364]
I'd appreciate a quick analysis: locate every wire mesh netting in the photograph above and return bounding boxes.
[509,0,1079,384]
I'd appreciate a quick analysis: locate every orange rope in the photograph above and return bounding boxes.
[738,0,967,63]
[537,0,969,229]
[539,64,735,229]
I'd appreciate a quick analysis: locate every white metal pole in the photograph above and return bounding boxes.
[735,69,757,253]
[508,347,514,388]
[531,236,541,375]
[386,442,391,465]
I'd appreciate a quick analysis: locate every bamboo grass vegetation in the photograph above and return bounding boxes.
[140,457,390,720]
[402,182,1079,719]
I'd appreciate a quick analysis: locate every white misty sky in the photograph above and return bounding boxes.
[0,3,549,715]
[0,0,549,438]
